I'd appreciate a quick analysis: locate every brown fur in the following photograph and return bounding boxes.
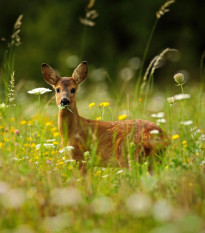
[41,62,170,168]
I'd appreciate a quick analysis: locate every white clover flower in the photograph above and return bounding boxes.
[151,112,165,118]
[3,188,26,209]
[36,143,55,150]
[27,88,52,95]
[126,193,152,217]
[180,120,193,126]
[174,93,191,101]
[150,129,160,135]
[91,197,115,214]
[156,118,166,124]
[51,187,82,207]
[59,146,74,153]
[152,199,173,222]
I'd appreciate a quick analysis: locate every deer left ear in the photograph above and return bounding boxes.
[72,61,88,84]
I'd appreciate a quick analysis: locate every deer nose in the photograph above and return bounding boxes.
[61,98,70,106]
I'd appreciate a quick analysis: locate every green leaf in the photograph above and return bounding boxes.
[58,105,73,113]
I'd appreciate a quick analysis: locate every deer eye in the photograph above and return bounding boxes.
[70,88,75,94]
[56,88,60,93]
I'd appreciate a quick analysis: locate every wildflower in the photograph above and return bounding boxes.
[102,174,109,178]
[27,88,52,95]
[174,93,191,101]
[0,103,8,109]
[91,197,115,214]
[51,187,82,207]
[172,134,180,140]
[53,132,60,137]
[36,143,55,150]
[14,129,19,135]
[150,129,159,135]
[173,73,185,85]
[116,170,124,174]
[96,116,102,120]
[98,102,110,107]
[59,146,74,153]
[20,120,27,125]
[152,199,173,222]
[167,96,175,105]
[89,102,95,109]
[126,193,152,217]
[96,170,102,176]
[180,120,193,126]
[156,118,166,124]
[118,114,127,121]
[139,98,142,102]
[151,112,165,118]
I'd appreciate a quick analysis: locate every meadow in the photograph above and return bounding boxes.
[0,2,205,233]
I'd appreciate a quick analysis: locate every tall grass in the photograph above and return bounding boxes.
[0,4,205,233]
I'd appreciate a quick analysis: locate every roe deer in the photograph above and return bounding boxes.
[41,61,170,168]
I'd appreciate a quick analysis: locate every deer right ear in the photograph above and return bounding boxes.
[41,63,60,86]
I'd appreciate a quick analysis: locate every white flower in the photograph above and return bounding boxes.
[152,199,173,222]
[116,170,124,174]
[126,193,152,217]
[59,146,74,153]
[91,197,115,214]
[180,120,193,126]
[27,88,52,95]
[51,187,82,207]
[156,118,166,124]
[36,143,55,150]
[46,139,56,142]
[151,112,165,118]
[150,129,160,135]
[65,159,76,163]
[0,103,8,109]
[199,134,205,141]
[174,93,191,101]
[102,174,109,178]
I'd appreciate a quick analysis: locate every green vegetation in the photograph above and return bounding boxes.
[0,1,205,232]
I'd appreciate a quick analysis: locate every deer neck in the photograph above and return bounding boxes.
[58,104,80,145]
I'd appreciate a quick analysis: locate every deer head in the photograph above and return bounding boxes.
[41,61,88,109]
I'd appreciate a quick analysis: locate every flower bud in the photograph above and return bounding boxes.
[173,73,185,85]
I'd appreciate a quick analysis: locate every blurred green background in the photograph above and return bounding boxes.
[0,0,205,88]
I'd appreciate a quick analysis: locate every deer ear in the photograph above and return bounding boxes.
[41,63,60,86]
[72,61,88,84]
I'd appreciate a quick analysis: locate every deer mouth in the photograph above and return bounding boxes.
[58,105,73,113]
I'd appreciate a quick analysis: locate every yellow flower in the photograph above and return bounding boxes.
[89,102,95,109]
[96,170,102,176]
[0,142,3,148]
[53,141,58,145]
[10,117,15,122]
[172,134,180,140]
[4,138,9,142]
[20,120,27,125]
[53,132,60,137]
[27,137,32,141]
[27,120,33,125]
[165,165,169,170]
[196,152,199,156]
[98,102,110,107]
[31,143,36,148]
[118,114,127,121]
[96,116,102,120]
[46,122,52,127]
[182,140,186,144]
